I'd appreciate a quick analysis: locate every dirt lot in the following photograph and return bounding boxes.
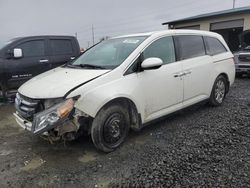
[0,78,250,188]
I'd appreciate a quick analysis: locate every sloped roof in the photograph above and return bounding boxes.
[162,6,250,25]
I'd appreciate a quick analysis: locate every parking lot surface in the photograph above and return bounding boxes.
[0,78,250,187]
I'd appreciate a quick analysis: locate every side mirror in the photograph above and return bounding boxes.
[141,57,163,70]
[243,46,250,51]
[13,48,23,58]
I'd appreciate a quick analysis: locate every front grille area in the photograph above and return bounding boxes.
[15,93,44,120]
[239,54,250,62]
[238,65,250,69]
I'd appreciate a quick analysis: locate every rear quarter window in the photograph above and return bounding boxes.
[174,35,205,60]
[204,36,227,56]
[50,39,73,55]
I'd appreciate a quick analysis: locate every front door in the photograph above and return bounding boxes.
[137,36,183,122]
[5,39,49,89]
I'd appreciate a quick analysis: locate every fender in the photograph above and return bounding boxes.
[63,71,110,98]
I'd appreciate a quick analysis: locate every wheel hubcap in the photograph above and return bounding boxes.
[103,113,125,146]
[109,119,120,138]
[215,80,225,103]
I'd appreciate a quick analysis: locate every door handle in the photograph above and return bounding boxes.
[184,70,192,75]
[174,71,192,78]
[174,73,185,78]
[39,59,49,63]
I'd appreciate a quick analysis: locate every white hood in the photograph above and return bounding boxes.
[18,67,110,99]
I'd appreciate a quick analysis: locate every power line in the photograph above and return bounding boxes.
[77,23,164,48]
[75,0,199,33]
[92,24,95,45]
[76,0,235,47]
[76,0,220,35]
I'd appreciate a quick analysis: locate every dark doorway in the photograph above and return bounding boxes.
[239,29,250,48]
[212,27,243,52]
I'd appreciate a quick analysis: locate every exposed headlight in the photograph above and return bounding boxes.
[44,98,64,109]
[32,98,75,134]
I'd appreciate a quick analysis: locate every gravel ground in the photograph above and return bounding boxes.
[0,78,249,188]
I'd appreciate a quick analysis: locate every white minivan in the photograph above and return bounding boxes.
[14,30,235,152]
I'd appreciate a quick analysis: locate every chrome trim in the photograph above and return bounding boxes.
[39,59,49,63]
[20,106,35,112]
[21,99,38,106]
[15,93,42,119]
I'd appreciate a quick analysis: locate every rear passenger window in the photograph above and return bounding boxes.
[143,36,175,64]
[204,36,227,55]
[50,39,73,55]
[16,40,45,57]
[175,35,205,60]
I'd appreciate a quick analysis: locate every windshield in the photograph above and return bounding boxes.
[0,38,20,50]
[70,36,147,69]
[0,43,5,50]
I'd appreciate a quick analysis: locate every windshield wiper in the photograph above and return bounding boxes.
[76,64,106,69]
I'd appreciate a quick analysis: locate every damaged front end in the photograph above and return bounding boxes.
[14,93,88,142]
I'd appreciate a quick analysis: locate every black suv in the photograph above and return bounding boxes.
[0,35,80,98]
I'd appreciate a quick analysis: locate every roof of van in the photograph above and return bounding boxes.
[113,29,221,38]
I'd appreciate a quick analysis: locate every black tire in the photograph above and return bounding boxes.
[91,104,130,152]
[209,75,227,106]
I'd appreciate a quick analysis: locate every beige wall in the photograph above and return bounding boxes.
[170,13,250,31]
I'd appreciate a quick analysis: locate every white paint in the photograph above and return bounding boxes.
[17,30,235,125]
[18,67,110,98]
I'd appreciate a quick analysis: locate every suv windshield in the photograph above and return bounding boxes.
[0,38,20,50]
[0,43,5,50]
[69,36,147,69]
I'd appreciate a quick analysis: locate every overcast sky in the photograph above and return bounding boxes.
[1,0,250,48]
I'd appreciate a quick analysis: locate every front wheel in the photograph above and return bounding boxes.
[91,104,130,152]
[209,75,227,106]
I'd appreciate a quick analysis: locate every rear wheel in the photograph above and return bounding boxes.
[91,104,130,152]
[209,75,227,106]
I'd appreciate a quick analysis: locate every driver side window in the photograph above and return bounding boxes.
[15,40,45,57]
[143,36,176,64]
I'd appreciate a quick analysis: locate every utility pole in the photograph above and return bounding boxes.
[233,0,236,8]
[92,24,95,45]
[75,32,78,39]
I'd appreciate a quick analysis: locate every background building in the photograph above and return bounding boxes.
[162,6,250,52]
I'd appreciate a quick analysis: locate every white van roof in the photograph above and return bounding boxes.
[113,29,221,39]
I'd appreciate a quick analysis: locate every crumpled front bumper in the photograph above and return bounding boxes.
[14,110,80,139]
[13,112,32,131]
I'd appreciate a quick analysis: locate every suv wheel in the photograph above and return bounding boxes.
[209,75,227,106]
[91,104,130,152]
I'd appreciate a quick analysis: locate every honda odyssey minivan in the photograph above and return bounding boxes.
[14,30,235,152]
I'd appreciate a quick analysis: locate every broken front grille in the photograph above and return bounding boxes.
[15,93,44,120]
